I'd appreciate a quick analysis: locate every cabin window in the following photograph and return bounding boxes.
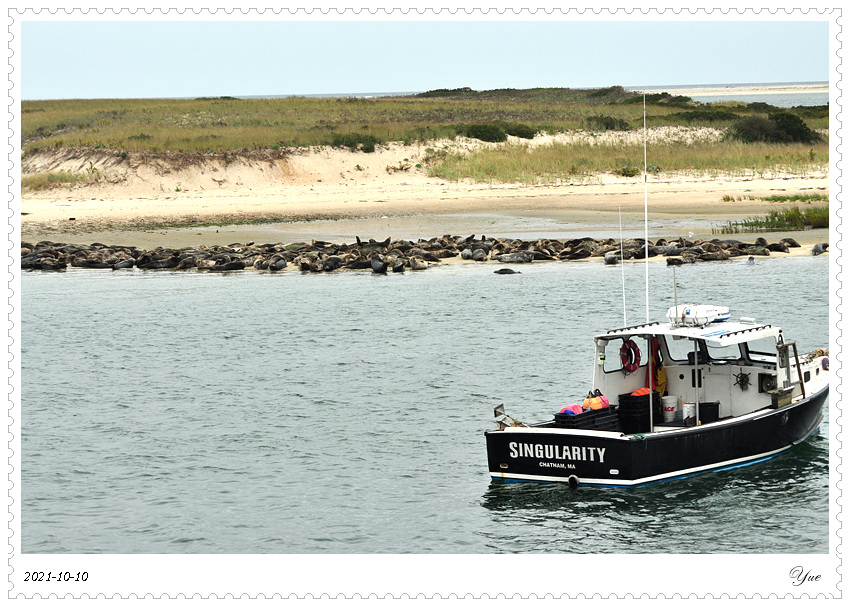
[743,337,777,364]
[601,339,623,373]
[705,342,741,363]
[665,336,701,363]
[601,338,647,374]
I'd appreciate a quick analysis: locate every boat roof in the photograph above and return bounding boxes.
[597,320,782,346]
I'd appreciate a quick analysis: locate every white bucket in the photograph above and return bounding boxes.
[661,396,678,422]
[683,402,697,426]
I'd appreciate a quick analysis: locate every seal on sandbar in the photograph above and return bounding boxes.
[494,268,521,274]
[496,251,533,263]
[370,251,388,274]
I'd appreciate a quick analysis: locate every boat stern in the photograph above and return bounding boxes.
[486,426,631,486]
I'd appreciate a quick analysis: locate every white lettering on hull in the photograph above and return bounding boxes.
[538,462,576,469]
[508,442,606,464]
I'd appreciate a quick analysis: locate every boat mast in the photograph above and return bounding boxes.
[673,263,679,322]
[644,94,654,430]
[643,94,650,324]
[619,204,627,326]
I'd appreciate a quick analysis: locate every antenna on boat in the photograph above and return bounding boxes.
[643,94,650,324]
[673,263,679,324]
[619,203,627,326]
[644,94,655,431]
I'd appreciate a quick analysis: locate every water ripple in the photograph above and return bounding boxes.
[22,257,829,553]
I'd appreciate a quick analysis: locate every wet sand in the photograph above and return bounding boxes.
[22,176,829,251]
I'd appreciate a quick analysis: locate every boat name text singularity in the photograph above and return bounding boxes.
[508,442,606,463]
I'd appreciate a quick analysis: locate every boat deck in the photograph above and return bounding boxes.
[533,414,735,435]
[652,420,700,433]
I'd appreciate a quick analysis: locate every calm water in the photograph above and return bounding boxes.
[21,256,830,553]
[689,92,829,107]
[637,82,828,107]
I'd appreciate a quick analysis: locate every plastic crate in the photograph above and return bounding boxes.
[618,392,662,416]
[554,406,619,431]
[618,410,651,434]
[593,414,621,432]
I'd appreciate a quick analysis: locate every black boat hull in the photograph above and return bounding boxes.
[485,386,827,487]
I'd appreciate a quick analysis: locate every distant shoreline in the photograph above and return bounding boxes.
[22,82,830,103]
[629,82,829,98]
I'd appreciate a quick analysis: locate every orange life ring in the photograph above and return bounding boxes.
[620,339,641,373]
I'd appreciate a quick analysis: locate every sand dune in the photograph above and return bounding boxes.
[20,130,829,249]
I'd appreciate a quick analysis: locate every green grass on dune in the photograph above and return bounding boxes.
[21,170,90,191]
[22,87,828,155]
[716,204,829,233]
[21,87,829,187]
[429,139,829,184]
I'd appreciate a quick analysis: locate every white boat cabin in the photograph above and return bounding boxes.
[592,313,829,425]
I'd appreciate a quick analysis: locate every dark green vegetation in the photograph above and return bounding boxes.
[330,132,381,153]
[667,109,740,123]
[717,204,829,233]
[585,115,631,131]
[721,193,828,203]
[760,193,828,203]
[726,111,823,144]
[621,92,695,108]
[453,121,538,143]
[413,86,631,104]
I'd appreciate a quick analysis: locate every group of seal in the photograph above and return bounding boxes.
[21,233,824,273]
[20,236,437,273]
[610,235,810,266]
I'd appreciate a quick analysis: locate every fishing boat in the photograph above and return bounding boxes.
[484,306,829,487]
[484,96,828,488]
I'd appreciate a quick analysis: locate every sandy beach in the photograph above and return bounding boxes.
[21,128,829,252]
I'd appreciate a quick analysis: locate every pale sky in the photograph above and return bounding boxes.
[21,19,829,100]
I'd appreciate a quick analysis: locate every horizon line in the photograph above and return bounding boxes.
[21,80,829,103]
